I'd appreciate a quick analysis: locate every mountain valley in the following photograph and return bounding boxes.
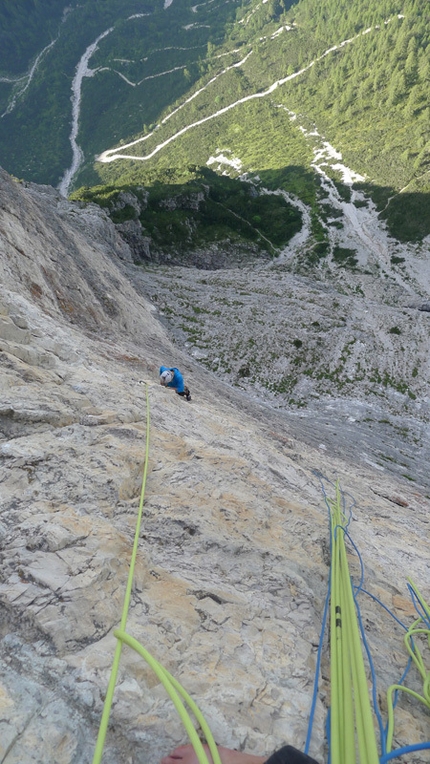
[0,0,430,762]
[1,165,430,764]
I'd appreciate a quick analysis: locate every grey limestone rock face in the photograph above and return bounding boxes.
[111,190,147,216]
[158,190,206,211]
[0,169,429,764]
[116,218,153,263]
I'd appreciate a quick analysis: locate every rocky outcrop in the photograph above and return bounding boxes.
[116,218,266,267]
[1,169,429,764]
[80,183,274,267]
[162,240,267,268]
[111,189,148,217]
[136,255,430,490]
[115,218,153,263]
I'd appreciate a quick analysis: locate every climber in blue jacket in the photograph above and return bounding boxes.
[160,365,191,401]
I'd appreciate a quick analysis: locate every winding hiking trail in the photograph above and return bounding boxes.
[0,7,74,119]
[1,38,58,119]
[93,14,429,295]
[58,19,397,195]
[96,49,254,165]
[96,24,386,165]
[53,8,429,304]
[56,9,428,300]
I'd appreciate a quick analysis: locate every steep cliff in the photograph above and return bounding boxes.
[0,170,429,763]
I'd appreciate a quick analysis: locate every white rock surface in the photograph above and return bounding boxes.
[0,169,429,763]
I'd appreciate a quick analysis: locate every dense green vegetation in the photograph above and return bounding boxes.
[0,0,159,185]
[90,0,429,242]
[0,0,66,73]
[280,21,429,190]
[0,0,429,242]
[71,167,302,256]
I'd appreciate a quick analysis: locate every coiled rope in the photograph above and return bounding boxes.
[385,578,430,756]
[92,384,221,764]
[308,474,430,763]
[329,482,380,764]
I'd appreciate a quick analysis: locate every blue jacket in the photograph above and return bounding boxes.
[160,366,185,394]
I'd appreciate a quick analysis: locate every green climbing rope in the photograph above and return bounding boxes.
[329,483,379,764]
[385,578,430,753]
[92,383,221,764]
[92,382,152,764]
